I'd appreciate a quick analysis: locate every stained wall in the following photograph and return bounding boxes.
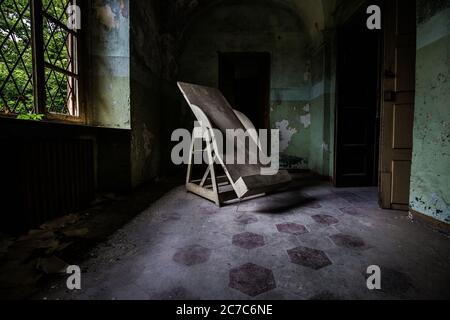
[410,0,450,223]
[178,2,313,169]
[89,0,130,129]
[88,0,164,188]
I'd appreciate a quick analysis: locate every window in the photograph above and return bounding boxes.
[0,0,81,119]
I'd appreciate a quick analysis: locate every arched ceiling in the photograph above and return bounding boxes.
[160,0,342,41]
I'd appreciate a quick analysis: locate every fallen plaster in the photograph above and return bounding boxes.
[0,181,178,299]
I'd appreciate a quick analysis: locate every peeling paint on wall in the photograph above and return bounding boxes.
[90,0,130,129]
[120,0,128,18]
[300,113,311,128]
[276,120,298,152]
[178,2,311,170]
[410,1,450,224]
[270,101,310,169]
[96,4,119,29]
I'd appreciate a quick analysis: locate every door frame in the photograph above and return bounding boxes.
[218,52,271,130]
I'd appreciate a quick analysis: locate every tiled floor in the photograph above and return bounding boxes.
[38,180,450,300]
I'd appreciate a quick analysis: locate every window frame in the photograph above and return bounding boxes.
[0,0,87,124]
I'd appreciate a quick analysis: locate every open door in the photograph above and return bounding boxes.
[379,0,416,210]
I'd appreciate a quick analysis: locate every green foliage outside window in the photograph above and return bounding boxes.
[0,0,74,117]
[0,0,34,114]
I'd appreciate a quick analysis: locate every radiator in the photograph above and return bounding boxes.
[1,138,95,232]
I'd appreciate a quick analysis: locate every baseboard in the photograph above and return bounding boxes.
[409,208,450,236]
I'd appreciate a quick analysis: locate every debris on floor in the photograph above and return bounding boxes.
[36,256,69,275]
[0,179,178,300]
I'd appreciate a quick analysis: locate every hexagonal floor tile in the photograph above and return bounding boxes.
[312,214,339,226]
[339,207,360,216]
[229,263,276,297]
[234,214,258,225]
[374,267,414,295]
[276,223,308,235]
[173,244,211,266]
[287,246,332,270]
[232,232,265,249]
[330,234,366,249]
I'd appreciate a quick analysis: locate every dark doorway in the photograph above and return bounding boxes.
[218,52,271,130]
[335,3,382,187]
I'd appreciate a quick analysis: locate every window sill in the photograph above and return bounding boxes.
[0,113,131,132]
[0,112,86,126]
[46,113,86,124]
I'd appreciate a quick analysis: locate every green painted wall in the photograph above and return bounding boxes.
[309,95,326,174]
[88,0,165,188]
[305,28,337,178]
[410,1,450,223]
[309,44,332,176]
[89,0,130,129]
[178,2,313,169]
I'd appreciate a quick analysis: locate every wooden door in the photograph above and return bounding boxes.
[379,0,416,210]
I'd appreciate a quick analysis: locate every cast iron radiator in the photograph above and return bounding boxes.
[0,138,95,232]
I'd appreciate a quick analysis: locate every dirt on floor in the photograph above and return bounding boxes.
[0,178,180,300]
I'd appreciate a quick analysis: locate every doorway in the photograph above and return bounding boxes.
[335,4,383,187]
[218,52,271,130]
[335,0,416,211]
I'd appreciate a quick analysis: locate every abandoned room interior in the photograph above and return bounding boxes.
[0,0,449,301]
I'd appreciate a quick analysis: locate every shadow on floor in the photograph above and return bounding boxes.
[0,177,182,300]
[236,173,326,214]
